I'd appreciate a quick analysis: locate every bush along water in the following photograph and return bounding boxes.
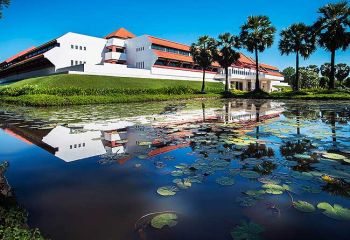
[0,162,46,240]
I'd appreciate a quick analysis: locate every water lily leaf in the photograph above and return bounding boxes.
[171,170,184,177]
[265,189,284,195]
[151,213,178,229]
[294,154,312,160]
[317,202,350,221]
[291,171,313,180]
[175,179,192,189]
[157,186,178,196]
[322,153,347,160]
[216,176,235,186]
[293,201,315,213]
[230,221,264,240]
[240,171,260,179]
[245,190,266,197]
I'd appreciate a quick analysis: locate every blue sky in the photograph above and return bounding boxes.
[0,0,348,70]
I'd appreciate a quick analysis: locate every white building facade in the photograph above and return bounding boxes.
[0,28,288,92]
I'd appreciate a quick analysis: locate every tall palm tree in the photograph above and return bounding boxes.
[0,0,10,19]
[190,36,217,93]
[213,33,240,93]
[240,16,276,91]
[313,1,350,89]
[279,23,316,91]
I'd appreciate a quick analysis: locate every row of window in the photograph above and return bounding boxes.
[220,69,259,76]
[71,60,86,66]
[71,45,87,51]
[69,143,86,149]
[136,62,145,69]
[136,46,145,52]
[151,44,190,56]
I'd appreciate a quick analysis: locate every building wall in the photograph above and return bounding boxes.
[44,32,107,70]
[125,35,157,70]
[64,63,219,82]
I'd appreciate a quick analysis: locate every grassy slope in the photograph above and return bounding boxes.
[6,74,222,90]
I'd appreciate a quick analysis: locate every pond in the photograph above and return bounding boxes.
[0,99,350,240]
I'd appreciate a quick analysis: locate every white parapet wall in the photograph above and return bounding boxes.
[60,63,220,82]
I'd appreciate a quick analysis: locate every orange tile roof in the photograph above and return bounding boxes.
[105,28,136,39]
[148,36,190,52]
[153,50,220,67]
[260,63,279,71]
[237,53,256,65]
[265,71,283,77]
[3,46,36,64]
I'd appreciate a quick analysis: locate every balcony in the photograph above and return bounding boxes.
[106,38,126,48]
[105,52,127,61]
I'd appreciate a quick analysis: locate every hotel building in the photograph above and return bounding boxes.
[0,28,287,92]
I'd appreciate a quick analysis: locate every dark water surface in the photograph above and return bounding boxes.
[0,99,350,240]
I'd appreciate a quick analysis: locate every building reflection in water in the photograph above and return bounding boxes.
[0,100,284,163]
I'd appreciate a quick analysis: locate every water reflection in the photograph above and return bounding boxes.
[0,99,350,240]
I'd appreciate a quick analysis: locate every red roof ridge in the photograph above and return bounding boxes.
[2,46,36,64]
[105,28,136,39]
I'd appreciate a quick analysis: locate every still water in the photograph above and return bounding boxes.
[0,99,350,240]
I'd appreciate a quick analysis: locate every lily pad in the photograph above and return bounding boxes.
[322,153,347,160]
[294,154,312,160]
[293,201,315,213]
[157,186,178,196]
[262,184,284,195]
[231,221,264,240]
[151,213,178,229]
[240,171,260,179]
[216,176,235,186]
[317,202,350,221]
[174,179,192,189]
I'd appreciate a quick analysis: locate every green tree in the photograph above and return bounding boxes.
[335,63,350,86]
[190,36,217,93]
[240,15,276,91]
[213,33,241,93]
[299,69,319,89]
[282,67,295,86]
[0,0,10,19]
[320,63,332,78]
[279,23,316,91]
[313,1,350,89]
[319,76,330,89]
[306,65,320,74]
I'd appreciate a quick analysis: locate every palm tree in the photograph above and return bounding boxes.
[213,33,240,93]
[190,36,217,93]
[0,0,10,19]
[279,23,316,91]
[240,16,276,91]
[313,1,350,89]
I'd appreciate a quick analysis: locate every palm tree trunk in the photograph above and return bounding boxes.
[201,69,206,93]
[329,49,336,90]
[255,47,260,91]
[295,50,300,91]
[225,66,229,92]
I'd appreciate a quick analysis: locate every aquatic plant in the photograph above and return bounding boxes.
[150,213,178,229]
[230,221,264,240]
[293,201,316,213]
[317,202,350,221]
[157,186,179,196]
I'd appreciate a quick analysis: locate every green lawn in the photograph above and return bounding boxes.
[1,74,350,106]
[5,74,222,90]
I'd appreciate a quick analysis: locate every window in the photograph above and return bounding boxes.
[84,47,86,50]
[71,60,74,66]
[75,61,78,65]
[71,45,74,49]
[70,145,72,149]
[80,61,83,64]
[75,45,78,49]
[79,46,82,50]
